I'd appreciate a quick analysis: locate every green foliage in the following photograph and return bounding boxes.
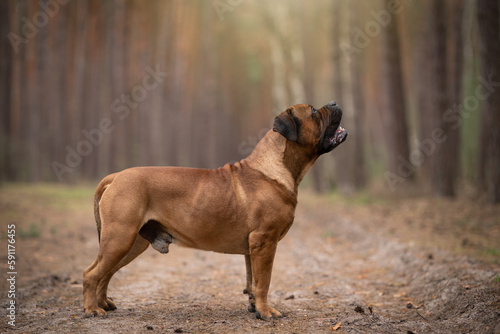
[246,53,262,84]
[1,183,94,211]
[477,248,500,264]
[327,191,388,207]
[322,230,335,239]
[19,222,41,239]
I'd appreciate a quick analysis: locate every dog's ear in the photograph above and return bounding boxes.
[273,109,298,141]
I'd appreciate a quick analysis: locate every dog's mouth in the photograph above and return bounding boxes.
[316,101,348,153]
[330,126,348,148]
[318,124,348,154]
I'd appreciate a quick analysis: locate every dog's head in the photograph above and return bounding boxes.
[273,101,348,155]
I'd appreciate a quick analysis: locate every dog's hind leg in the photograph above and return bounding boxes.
[243,254,256,312]
[83,224,139,318]
[96,235,150,311]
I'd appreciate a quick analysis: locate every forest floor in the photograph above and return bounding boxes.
[1,183,499,333]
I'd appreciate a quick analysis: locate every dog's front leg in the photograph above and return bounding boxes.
[248,232,282,320]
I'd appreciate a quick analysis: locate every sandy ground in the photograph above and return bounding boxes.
[1,184,499,333]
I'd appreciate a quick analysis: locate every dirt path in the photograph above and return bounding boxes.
[1,185,499,333]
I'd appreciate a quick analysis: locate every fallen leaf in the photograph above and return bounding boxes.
[311,282,325,289]
[393,292,408,298]
[330,322,342,331]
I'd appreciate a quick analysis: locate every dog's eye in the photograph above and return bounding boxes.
[311,107,318,115]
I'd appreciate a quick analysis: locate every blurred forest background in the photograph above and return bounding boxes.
[1,0,499,203]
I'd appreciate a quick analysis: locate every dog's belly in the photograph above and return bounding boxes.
[173,230,250,254]
[145,211,251,255]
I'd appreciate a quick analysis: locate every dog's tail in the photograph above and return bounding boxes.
[94,173,118,244]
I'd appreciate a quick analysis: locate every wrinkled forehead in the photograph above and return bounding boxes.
[288,104,312,114]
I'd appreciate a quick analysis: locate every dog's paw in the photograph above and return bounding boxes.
[247,292,256,312]
[84,306,108,318]
[248,304,256,313]
[270,308,282,318]
[99,298,117,311]
[256,307,282,321]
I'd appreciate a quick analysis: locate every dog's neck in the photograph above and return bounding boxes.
[244,130,317,195]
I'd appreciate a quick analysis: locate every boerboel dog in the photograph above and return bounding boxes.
[83,101,348,320]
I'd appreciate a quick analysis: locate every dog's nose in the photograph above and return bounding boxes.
[323,100,342,120]
[326,101,337,110]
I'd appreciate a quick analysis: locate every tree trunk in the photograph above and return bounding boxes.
[428,0,458,197]
[301,0,325,193]
[348,0,367,190]
[0,0,11,181]
[332,0,367,193]
[380,0,410,182]
[26,0,41,181]
[332,0,355,193]
[199,1,218,169]
[440,0,464,196]
[413,0,433,182]
[477,0,500,203]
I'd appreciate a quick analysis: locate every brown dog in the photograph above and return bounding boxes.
[83,101,347,320]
